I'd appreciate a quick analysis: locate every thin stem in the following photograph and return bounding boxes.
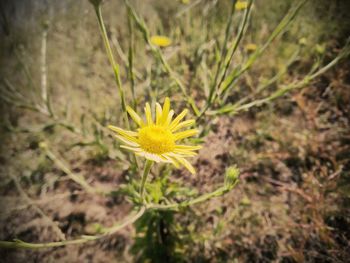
[93,3,139,169]
[207,0,238,104]
[40,23,55,118]
[42,145,104,195]
[218,0,307,99]
[13,49,38,104]
[0,206,146,249]
[125,0,200,115]
[127,13,137,108]
[40,26,48,106]
[9,173,66,241]
[212,43,350,116]
[147,184,237,211]
[93,4,129,128]
[231,48,300,108]
[199,0,253,120]
[140,160,153,199]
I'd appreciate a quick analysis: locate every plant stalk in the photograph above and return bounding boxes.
[140,160,153,199]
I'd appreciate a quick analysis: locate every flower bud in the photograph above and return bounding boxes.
[39,142,48,150]
[224,165,240,189]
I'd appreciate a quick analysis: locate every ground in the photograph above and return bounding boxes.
[0,0,350,262]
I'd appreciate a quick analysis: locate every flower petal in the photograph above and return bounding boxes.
[173,149,198,156]
[169,109,188,130]
[144,102,153,125]
[174,156,196,174]
[108,125,139,143]
[114,135,139,147]
[126,106,144,127]
[175,145,202,151]
[162,154,180,168]
[120,145,142,152]
[171,119,195,132]
[164,110,174,127]
[161,97,170,125]
[156,103,163,125]
[174,129,199,141]
[136,151,168,163]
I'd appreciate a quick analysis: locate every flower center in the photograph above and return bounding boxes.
[138,125,175,154]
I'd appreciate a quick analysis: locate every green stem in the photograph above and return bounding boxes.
[43,147,104,195]
[93,3,139,169]
[127,14,137,108]
[207,0,238,104]
[0,206,146,249]
[147,185,236,211]
[199,0,253,120]
[93,4,129,128]
[212,42,350,116]
[218,0,307,99]
[124,0,200,115]
[140,160,153,199]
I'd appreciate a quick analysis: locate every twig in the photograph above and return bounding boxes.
[147,183,237,211]
[40,25,48,107]
[92,3,130,128]
[9,173,66,241]
[0,206,146,249]
[41,145,104,195]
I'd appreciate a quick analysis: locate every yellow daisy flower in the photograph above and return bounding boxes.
[235,1,248,11]
[150,35,172,48]
[108,98,201,174]
[244,43,257,52]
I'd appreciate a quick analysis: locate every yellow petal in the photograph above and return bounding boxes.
[145,103,153,125]
[108,125,138,139]
[173,149,198,156]
[126,106,144,127]
[162,154,180,168]
[174,129,199,141]
[174,156,196,174]
[175,145,202,151]
[161,97,170,125]
[169,109,188,130]
[171,119,195,132]
[156,103,163,125]
[164,110,174,127]
[120,145,142,152]
[114,135,139,147]
[136,151,168,163]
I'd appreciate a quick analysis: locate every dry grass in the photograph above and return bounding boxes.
[0,0,349,262]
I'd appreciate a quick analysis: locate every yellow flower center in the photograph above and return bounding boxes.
[138,125,175,154]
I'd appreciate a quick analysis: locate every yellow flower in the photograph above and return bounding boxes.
[150,35,172,47]
[181,0,190,4]
[235,1,248,11]
[298,37,307,46]
[244,43,257,52]
[108,98,201,174]
[315,43,326,54]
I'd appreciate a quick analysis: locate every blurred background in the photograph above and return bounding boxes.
[0,0,350,262]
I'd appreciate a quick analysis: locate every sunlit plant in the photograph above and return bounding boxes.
[0,0,349,260]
